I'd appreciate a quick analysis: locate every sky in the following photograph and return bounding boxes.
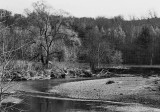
[0,0,160,19]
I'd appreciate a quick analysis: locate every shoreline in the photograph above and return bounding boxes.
[2,76,160,112]
[49,76,160,108]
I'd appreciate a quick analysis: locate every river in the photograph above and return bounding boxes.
[5,78,160,112]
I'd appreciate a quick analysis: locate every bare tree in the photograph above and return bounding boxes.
[25,1,80,68]
[0,21,31,112]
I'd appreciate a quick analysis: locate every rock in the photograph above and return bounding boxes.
[28,71,36,77]
[61,74,66,78]
[11,71,27,81]
[75,69,83,77]
[81,70,92,77]
[50,71,56,79]
[11,76,27,81]
[106,80,115,84]
[69,70,76,77]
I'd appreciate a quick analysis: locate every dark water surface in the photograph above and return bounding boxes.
[19,96,125,112]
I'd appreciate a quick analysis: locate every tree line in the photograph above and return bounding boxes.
[1,1,160,72]
[71,16,160,67]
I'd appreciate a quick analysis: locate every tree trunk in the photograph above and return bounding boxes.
[45,48,50,68]
[150,53,153,65]
[45,57,49,68]
[97,43,101,68]
[41,54,45,65]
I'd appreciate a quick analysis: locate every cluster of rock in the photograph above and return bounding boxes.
[49,68,93,79]
[2,68,94,81]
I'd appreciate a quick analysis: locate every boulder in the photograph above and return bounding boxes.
[69,70,76,77]
[50,71,56,79]
[11,71,27,81]
[61,73,66,78]
[81,70,92,77]
[106,80,115,84]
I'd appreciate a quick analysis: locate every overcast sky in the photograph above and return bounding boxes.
[0,0,160,19]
